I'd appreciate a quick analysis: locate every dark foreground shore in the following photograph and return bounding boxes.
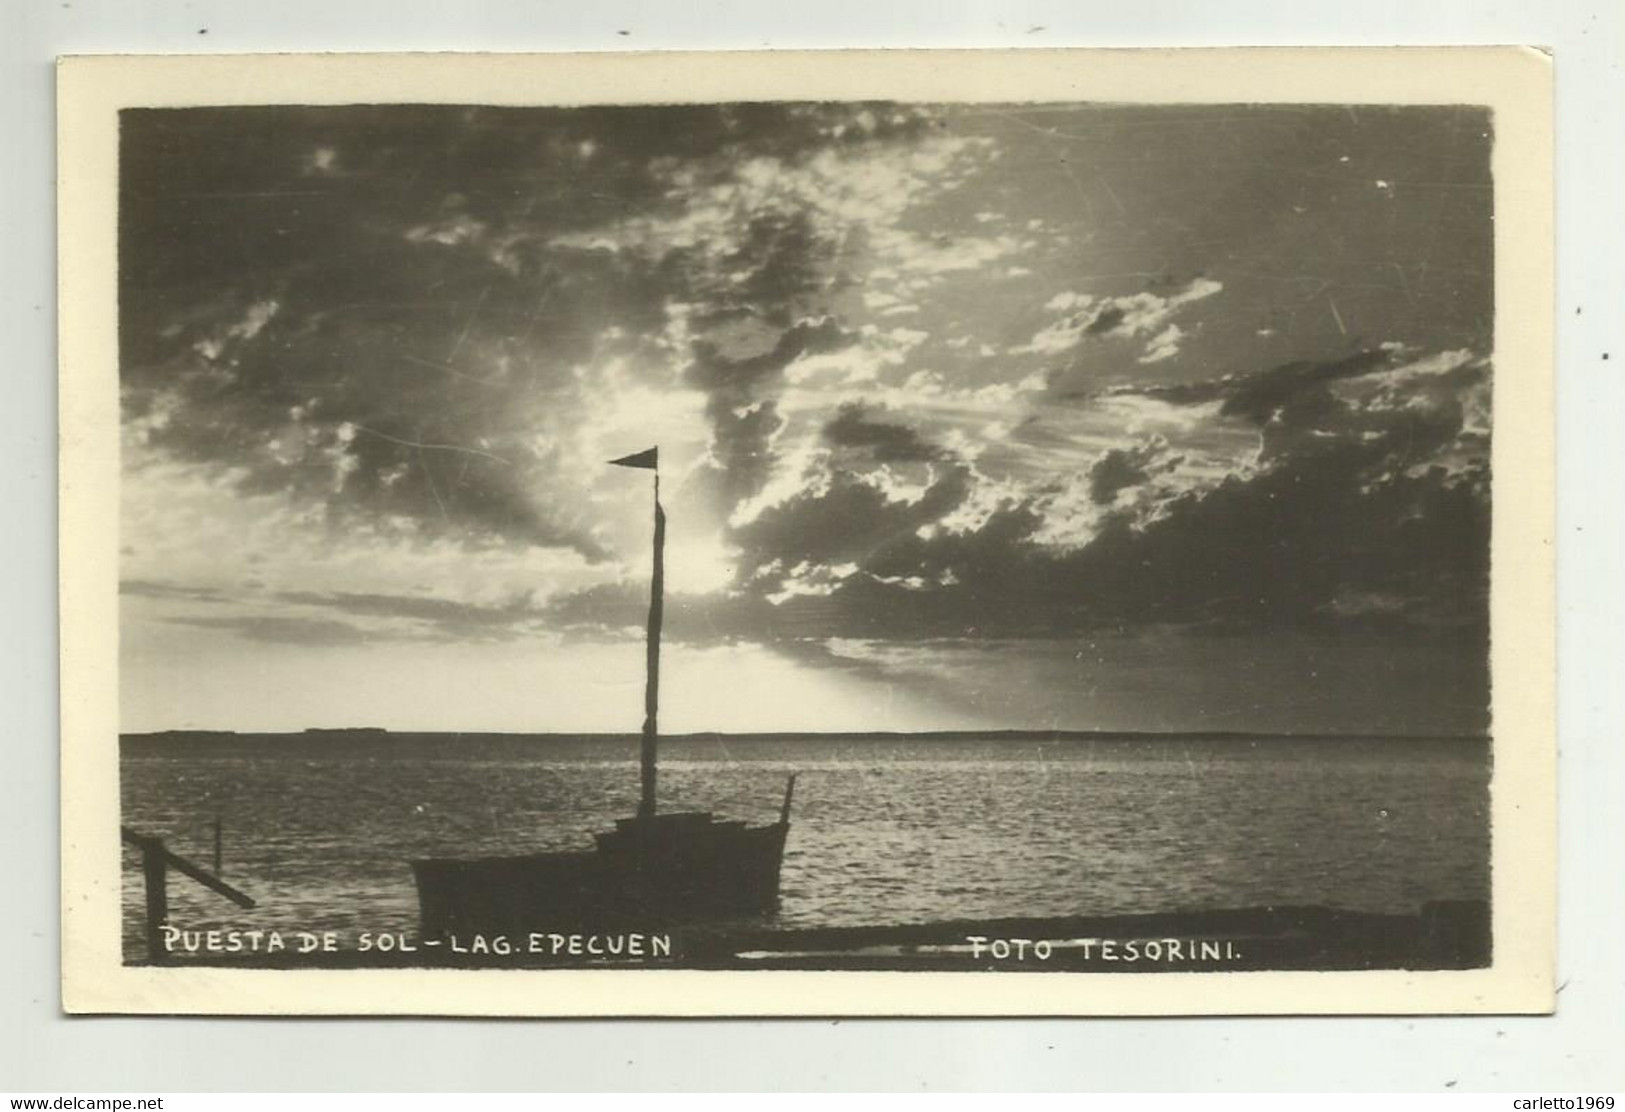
[134,900,1488,973]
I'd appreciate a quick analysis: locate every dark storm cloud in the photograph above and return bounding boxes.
[1087,437,1181,505]
[736,464,973,575]
[685,211,837,330]
[1059,447,1486,636]
[1110,348,1487,476]
[1081,353,1486,632]
[1082,305,1127,337]
[1221,349,1392,424]
[705,399,787,507]
[686,318,856,402]
[602,349,1490,648]
[823,402,944,463]
[166,615,373,646]
[1107,349,1393,423]
[274,589,545,641]
[120,579,230,603]
[156,589,553,645]
[687,317,856,503]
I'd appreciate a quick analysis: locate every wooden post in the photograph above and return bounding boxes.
[122,825,255,966]
[779,773,797,825]
[139,835,169,966]
[212,817,222,876]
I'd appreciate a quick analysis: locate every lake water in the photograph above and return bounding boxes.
[120,733,1489,959]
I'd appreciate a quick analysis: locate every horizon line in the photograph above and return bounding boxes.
[120,726,1492,742]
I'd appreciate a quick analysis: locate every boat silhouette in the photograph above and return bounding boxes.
[411,447,795,937]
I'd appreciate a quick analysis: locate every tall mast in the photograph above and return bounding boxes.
[607,447,663,819]
[641,468,664,818]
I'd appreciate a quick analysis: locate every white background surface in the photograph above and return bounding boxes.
[3,0,1622,1092]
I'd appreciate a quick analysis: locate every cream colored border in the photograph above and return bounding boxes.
[58,47,1555,1017]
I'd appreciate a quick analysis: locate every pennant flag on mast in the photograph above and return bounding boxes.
[608,447,659,471]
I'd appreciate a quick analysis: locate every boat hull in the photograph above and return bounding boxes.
[411,812,790,938]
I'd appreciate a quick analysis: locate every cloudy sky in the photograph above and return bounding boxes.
[119,102,1493,736]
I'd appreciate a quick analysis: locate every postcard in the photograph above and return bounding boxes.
[58,47,1554,1015]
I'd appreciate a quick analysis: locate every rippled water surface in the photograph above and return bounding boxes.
[120,733,1489,958]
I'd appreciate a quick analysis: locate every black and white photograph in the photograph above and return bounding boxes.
[57,49,1555,1016]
